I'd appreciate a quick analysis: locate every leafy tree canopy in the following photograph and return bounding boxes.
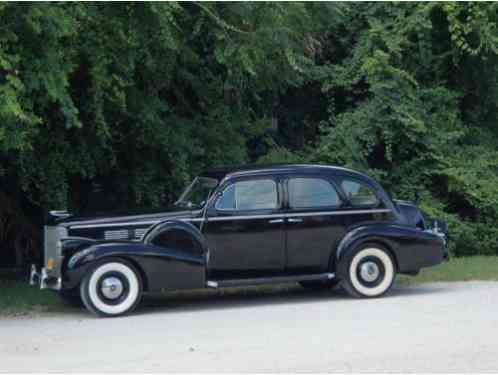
[1,2,497,266]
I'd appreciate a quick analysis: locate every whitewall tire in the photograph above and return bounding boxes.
[341,245,395,298]
[80,259,143,317]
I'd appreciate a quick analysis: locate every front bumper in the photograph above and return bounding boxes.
[29,264,61,290]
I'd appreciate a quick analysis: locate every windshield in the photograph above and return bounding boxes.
[175,176,219,209]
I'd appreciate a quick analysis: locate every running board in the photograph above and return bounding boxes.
[206,272,335,288]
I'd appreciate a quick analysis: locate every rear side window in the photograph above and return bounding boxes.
[216,179,278,211]
[341,179,379,207]
[288,177,340,208]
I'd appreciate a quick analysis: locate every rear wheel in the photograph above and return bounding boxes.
[341,245,396,298]
[80,259,143,317]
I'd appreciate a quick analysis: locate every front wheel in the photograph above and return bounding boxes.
[80,259,143,317]
[341,245,396,298]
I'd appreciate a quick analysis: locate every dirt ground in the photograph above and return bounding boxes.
[1,281,497,373]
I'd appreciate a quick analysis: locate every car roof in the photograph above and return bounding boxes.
[202,163,373,182]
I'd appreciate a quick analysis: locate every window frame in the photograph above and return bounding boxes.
[213,176,282,213]
[338,177,381,209]
[286,175,343,211]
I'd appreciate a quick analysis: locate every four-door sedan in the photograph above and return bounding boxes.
[30,164,448,317]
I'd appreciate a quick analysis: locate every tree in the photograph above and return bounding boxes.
[1,2,498,268]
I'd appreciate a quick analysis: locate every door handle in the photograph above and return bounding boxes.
[268,218,284,224]
[287,218,303,223]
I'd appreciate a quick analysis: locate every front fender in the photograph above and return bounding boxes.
[63,241,206,292]
[336,224,446,275]
[67,242,205,270]
[143,219,208,259]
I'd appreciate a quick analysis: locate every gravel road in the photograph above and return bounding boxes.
[1,281,498,373]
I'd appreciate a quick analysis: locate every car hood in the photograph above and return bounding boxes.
[50,206,198,228]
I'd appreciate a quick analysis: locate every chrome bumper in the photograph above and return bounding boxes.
[424,219,449,262]
[29,264,61,290]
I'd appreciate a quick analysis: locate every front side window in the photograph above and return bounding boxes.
[216,179,278,211]
[341,179,379,207]
[288,177,340,208]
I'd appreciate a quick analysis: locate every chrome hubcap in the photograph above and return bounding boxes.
[360,261,380,282]
[100,277,124,300]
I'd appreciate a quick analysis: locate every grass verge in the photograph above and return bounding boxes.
[0,277,65,317]
[1,256,498,316]
[398,256,498,285]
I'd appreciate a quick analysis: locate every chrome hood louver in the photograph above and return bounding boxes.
[104,228,148,241]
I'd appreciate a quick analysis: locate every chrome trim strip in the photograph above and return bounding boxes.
[70,220,161,229]
[69,209,391,229]
[208,215,286,221]
[63,209,197,228]
[286,209,391,217]
[63,236,97,241]
[206,209,391,221]
[71,219,205,230]
[206,272,336,288]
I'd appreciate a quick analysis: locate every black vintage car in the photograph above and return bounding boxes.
[30,164,448,317]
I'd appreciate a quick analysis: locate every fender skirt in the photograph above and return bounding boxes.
[336,224,446,275]
[63,242,206,292]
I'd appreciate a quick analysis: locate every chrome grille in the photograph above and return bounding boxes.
[44,226,67,277]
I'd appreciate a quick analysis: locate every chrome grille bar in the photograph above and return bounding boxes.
[44,225,67,278]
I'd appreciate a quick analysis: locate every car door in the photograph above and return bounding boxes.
[284,175,347,272]
[203,176,285,276]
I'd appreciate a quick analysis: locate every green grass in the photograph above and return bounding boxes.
[397,256,498,285]
[1,256,498,316]
[0,278,65,317]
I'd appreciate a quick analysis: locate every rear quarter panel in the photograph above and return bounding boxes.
[336,224,446,274]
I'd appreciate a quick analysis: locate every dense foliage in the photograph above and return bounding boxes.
[1,2,497,267]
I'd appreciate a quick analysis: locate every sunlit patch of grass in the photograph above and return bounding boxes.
[397,256,498,285]
[0,278,64,317]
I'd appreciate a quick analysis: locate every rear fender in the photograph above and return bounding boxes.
[335,224,445,276]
